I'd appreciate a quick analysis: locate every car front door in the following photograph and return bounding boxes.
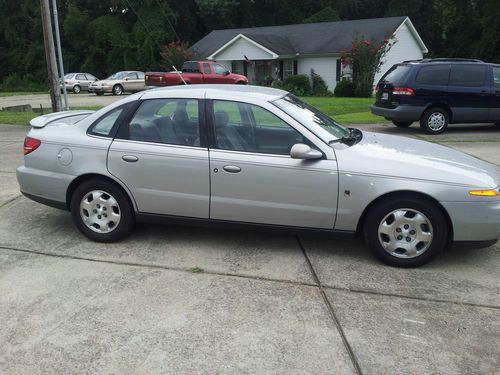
[490,66,500,122]
[107,97,209,217]
[448,64,490,122]
[207,99,338,229]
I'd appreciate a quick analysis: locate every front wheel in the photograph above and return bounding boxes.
[70,179,134,242]
[112,84,123,96]
[392,120,413,128]
[420,108,449,134]
[364,197,448,267]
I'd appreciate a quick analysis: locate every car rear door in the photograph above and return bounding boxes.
[447,64,490,122]
[107,97,210,218]
[207,99,338,229]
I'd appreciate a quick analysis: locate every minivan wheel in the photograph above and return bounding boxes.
[112,84,123,96]
[72,85,81,94]
[364,197,448,267]
[392,120,413,128]
[70,179,134,242]
[420,108,449,134]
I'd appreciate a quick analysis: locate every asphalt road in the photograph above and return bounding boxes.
[0,107,499,373]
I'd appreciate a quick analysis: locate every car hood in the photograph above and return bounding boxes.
[333,131,500,188]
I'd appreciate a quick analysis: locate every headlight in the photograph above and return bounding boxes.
[469,187,500,197]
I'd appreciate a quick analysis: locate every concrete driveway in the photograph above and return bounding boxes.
[0,122,499,374]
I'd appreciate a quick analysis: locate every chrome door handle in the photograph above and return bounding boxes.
[223,165,241,173]
[122,155,139,162]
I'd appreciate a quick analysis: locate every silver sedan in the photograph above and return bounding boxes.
[17,85,500,267]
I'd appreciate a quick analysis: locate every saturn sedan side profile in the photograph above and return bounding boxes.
[17,85,500,267]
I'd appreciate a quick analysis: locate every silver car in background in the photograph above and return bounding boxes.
[17,85,500,267]
[61,72,98,93]
[88,71,148,96]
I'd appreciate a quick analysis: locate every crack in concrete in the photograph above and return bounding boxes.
[1,243,499,312]
[296,235,363,375]
[0,194,22,209]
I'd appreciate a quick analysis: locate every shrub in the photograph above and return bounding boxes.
[0,73,46,92]
[334,80,356,97]
[279,74,311,96]
[310,69,332,96]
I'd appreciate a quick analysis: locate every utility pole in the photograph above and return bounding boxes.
[52,0,68,110]
[40,0,62,112]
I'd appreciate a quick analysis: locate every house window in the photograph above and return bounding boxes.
[232,61,244,75]
[283,60,294,78]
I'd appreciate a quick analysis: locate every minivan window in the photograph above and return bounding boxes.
[415,65,450,85]
[493,67,500,88]
[381,65,411,85]
[449,65,487,87]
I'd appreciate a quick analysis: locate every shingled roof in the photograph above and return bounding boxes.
[191,16,422,58]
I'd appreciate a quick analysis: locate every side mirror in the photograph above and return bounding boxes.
[290,143,322,160]
[223,70,230,76]
[125,77,129,81]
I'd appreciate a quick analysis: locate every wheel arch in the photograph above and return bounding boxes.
[66,173,137,212]
[423,103,453,123]
[355,190,453,242]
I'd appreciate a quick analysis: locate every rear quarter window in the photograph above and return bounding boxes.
[381,65,411,85]
[415,65,450,85]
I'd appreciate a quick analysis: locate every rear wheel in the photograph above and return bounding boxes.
[70,179,134,242]
[392,120,413,128]
[72,85,81,94]
[364,196,448,267]
[420,107,449,134]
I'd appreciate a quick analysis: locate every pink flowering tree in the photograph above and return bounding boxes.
[340,35,396,97]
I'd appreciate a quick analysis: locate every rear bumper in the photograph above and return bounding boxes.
[16,165,72,209]
[441,200,500,242]
[371,104,425,121]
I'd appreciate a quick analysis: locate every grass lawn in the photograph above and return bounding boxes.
[0,97,385,126]
[0,106,104,126]
[301,97,386,124]
[0,92,45,97]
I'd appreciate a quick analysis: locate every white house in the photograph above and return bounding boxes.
[191,16,428,90]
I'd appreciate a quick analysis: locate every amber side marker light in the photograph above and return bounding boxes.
[468,189,500,197]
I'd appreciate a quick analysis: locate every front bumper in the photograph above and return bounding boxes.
[371,104,425,121]
[88,86,111,94]
[441,200,500,241]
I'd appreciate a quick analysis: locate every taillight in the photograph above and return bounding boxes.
[23,137,41,155]
[64,81,68,84]
[392,87,414,96]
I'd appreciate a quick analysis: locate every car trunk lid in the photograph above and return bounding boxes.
[29,110,95,128]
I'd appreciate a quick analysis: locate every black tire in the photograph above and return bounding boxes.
[363,196,448,267]
[420,107,449,134]
[72,85,81,94]
[112,84,123,96]
[392,120,413,128]
[70,179,134,242]
[95,92,104,96]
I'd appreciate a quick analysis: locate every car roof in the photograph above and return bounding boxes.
[140,84,288,101]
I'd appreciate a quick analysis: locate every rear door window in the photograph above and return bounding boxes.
[415,65,450,85]
[381,65,411,85]
[449,65,487,87]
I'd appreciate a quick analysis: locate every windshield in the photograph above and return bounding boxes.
[273,95,350,143]
[106,72,125,80]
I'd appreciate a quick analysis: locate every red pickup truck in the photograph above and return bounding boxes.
[145,61,248,87]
